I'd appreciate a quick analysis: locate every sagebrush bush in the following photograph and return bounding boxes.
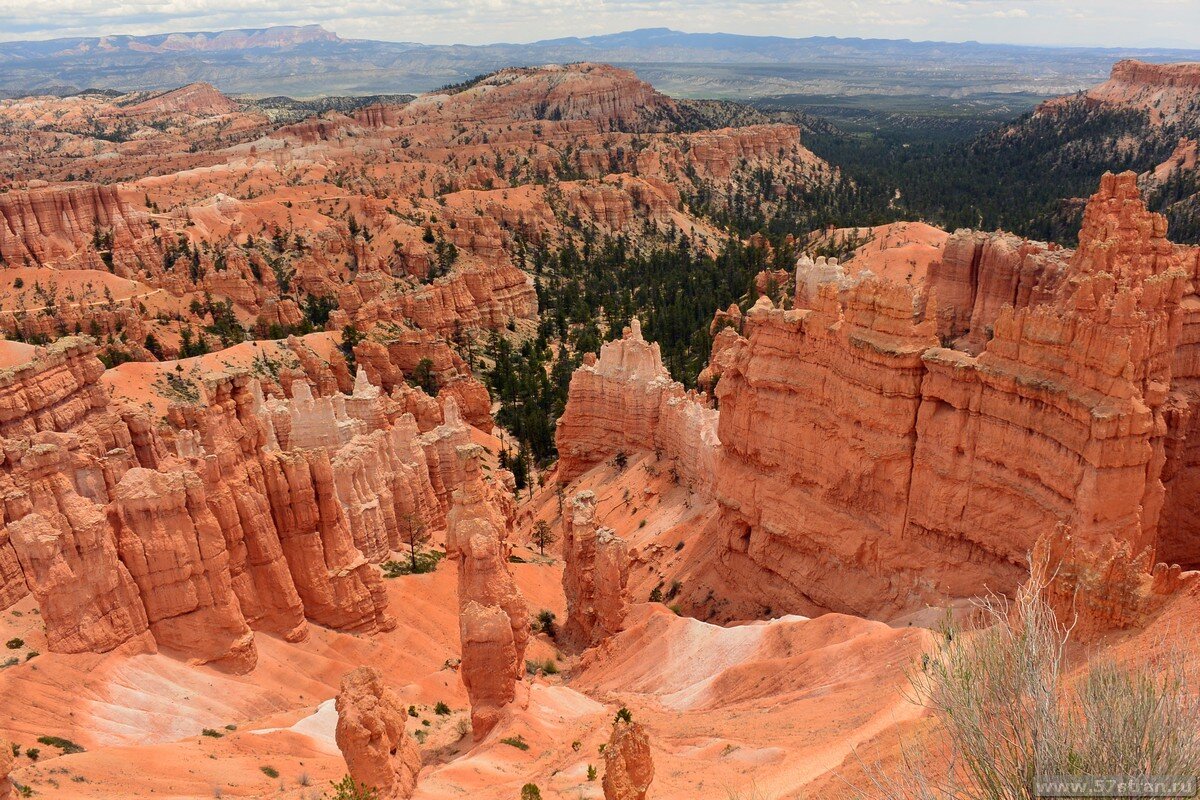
[857,567,1200,800]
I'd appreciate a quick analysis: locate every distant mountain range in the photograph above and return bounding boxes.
[2,24,1200,99]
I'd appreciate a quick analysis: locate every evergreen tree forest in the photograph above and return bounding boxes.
[792,97,1200,246]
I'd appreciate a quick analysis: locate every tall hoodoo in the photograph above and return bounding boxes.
[563,491,630,648]
[449,444,529,739]
[602,712,655,800]
[334,666,421,800]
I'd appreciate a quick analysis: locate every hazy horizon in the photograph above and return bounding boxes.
[4,1,1200,50]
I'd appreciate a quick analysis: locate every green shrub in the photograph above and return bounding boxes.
[520,783,542,800]
[201,729,223,738]
[5,638,23,650]
[381,549,444,577]
[532,609,556,637]
[327,775,379,800]
[259,766,279,779]
[500,734,530,751]
[37,735,84,754]
[434,701,451,716]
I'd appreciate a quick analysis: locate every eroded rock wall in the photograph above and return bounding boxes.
[0,337,479,670]
[556,173,1200,619]
[555,318,718,488]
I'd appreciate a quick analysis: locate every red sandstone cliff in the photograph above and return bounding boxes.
[556,173,1200,621]
[1061,60,1200,124]
[926,230,1069,351]
[556,318,718,489]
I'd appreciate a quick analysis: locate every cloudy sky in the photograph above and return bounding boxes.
[2,0,1199,48]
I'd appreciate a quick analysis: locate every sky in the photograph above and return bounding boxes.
[2,0,1199,49]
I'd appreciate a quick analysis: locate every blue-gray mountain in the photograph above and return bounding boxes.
[3,24,1200,98]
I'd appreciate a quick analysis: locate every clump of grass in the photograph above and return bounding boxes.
[855,562,1200,799]
[37,735,85,754]
[259,766,279,779]
[500,734,530,751]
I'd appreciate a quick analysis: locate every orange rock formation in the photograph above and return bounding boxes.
[557,172,1200,621]
[562,491,631,649]
[450,445,530,738]
[556,318,718,490]
[602,714,655,800]
[334,666,421,800]
[0,334,494,668]
[0,736,10,800]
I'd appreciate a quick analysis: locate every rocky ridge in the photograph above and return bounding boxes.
[556,172,1200,624]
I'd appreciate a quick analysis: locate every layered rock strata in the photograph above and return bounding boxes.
[0,339,480,669]
[557,173,1200,619]
[555,318,718,488]
[926,230,1070,352]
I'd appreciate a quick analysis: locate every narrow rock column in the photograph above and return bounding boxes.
[0,735,13,800]
[563,491,630,649]
[334,666,421,800]
[603,711,654,800]
[450,444,529,739]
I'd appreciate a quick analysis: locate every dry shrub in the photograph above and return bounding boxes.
[856,568,1200,800]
